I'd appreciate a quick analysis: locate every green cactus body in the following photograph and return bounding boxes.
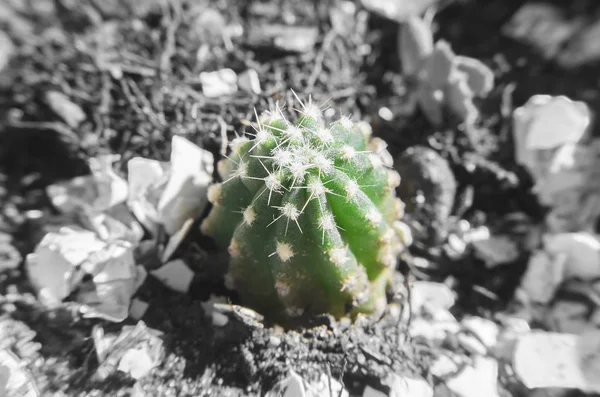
[201,102,406,322]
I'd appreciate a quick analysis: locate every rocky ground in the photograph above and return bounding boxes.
[2,0,600,396]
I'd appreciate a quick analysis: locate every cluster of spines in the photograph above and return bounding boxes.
[201,97,405,320]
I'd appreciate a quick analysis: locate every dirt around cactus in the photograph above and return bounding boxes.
[2,0,600,396]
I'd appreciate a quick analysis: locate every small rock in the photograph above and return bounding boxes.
[158,136,214,235]
[26,227,105,306]
[238,69,261,95]
[129,299,149,320]
[127,136,213,236]
[191,8,227,45]
[265,370,348,397]
[558,19,600,68]
[502,3,584,60]
[93,321,163,381]
[461,317,499,349]
[445,233,467,259]
[471,235,519,268]
[430,352,462,378]
[200,69,238,98]
[127,157,168,235]
[385,374,433,397]
[543,232,600,280]
[47,155,128,215]
[446,357,499,397]
[118,348,156,379]
[0,30,14,73]
[0,237,21,272]
[309,373,349,397]
[330,1,357,36]
[362,385,386,397]
[519,250,565,304]
[265,370,305,397]
[550,300,593,335]
[246,24,318,53]
[150,259,194,293]
[0,349,40,397]
[513,331,596,391]
[161,218,195,263]
[212,311,229,327]
[409,318,460,343]
[577,329,600,392]
[457,333,487,356]
[44,91,86,128]
[512,95,590,179]
[361,0,438,22]
[411,281,456,312]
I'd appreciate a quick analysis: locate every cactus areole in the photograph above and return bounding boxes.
[201,99,407,323]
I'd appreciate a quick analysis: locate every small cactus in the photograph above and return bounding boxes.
[399,17,494,126]
[201,99,408,322]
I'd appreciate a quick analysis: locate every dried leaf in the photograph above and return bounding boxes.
[454,56,494,97]
[399,17,433,78]
[425,41,455,89]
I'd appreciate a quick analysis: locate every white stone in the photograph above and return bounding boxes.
[550,300,593,335]
[26,227,105,307]
[502,3,583,60]
[577,329,600,392]
[87,209,144,245]
[512,95,589,176]
[0,348,39,397]
[457,333,487,356]
[265,370,349,397]
[411,281,456,312]
[385,374,433,397]
[126,157,167,234]
[362,385,386,397]
[409,318,460,343]
[461,316,499,349]
[238,69,261,94]
[150,259,194,293]
[543,232,600,280]
[0,30,14,74]
[158,136,214,235]
[446,357,499,397]
[265,370,306,397]
[76,240,138,322]
[212,311,229,327]
[308,373,349,397]
[161,218,195,263]
[558,18,600,68]
[200,68,238,98]
[519,250,565,304]
[118,348,155,379]
[361,0,438,22]
[46,155,128,214]
[430,353,462,378]
[513,331,593,391]
[526,98,590,150]
[94,322,163,381]
[471,235,519,267]
[133,265,147,293]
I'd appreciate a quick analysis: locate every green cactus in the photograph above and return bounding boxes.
[200,99,408,322]
[399,17,494,126]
